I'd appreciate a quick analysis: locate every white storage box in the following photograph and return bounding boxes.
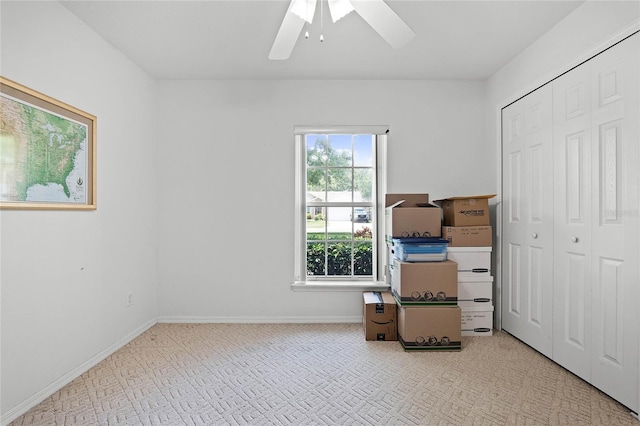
[461,305,494,336]
[386,245,395,284]
[447,246,492,276]
[457,276,493,307]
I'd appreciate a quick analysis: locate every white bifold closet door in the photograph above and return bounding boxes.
[552,33,639,411]
[501,32,639,412]
[501,84,554,358]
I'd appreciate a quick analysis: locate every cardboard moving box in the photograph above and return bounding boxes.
[385,194,442,242]
[391,259,458,306]
[363,291,397,341]
[442,226,492,247]
[398,306,461,351]
[435,195,496,227]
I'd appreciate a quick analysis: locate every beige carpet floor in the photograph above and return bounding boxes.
[9,323,638,425]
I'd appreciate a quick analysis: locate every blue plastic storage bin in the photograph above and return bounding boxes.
[391,238,449,262]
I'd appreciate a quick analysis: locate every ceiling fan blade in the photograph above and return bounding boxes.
[351,0,415,49]
[269,0,307,60]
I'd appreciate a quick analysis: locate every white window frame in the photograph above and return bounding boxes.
[292,125,389,291]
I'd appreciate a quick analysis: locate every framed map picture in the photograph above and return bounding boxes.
[0,77,96,210]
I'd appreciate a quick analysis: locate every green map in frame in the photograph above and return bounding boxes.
[0,93,88,204]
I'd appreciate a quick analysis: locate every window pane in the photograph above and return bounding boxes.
[354,168,373,203]
[306,207,325,240]
[353,217,372,239]
[326,207,351,241]
[306,169,326,193]
[306,134,328,167]
[354,241,373,276]
[299,132,381,281]
[354,134,373,167]
[327,134,352,167]
[327,242,351,276]
[307,242,326,276]
[326,168,352,202]
[352,206,371,225]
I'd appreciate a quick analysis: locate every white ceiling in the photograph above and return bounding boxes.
[60,0,585,80]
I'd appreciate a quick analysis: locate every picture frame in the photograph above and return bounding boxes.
[0,76,96,210]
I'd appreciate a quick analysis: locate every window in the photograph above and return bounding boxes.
[294,126,388,287]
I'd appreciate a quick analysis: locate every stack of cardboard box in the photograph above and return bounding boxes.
[384,194,461,351]
[436,195,496,336]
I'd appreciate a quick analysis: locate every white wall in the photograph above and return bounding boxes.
[155,80,489,321]
[484,1,639,327]
[0,1,158,422]
[485,1,640,180]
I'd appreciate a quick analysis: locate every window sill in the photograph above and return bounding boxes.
[291,281,390,292]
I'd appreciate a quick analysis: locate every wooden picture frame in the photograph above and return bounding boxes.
[0,76,96,210]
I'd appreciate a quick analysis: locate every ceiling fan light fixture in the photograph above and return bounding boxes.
[291,0,317,23]
[270,0,414,60]
[327,0,355,23]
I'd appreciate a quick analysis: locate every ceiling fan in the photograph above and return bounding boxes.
[269,0,415,60]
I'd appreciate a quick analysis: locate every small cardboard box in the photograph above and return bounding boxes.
[385,194,441,243]
[391,259,458,306]
[441,226,492,247]
[457,275,493,307]
[447,246,492,276]
[461,305,494,336]
[398,306,461,351]
[363,291,397,341]
[435,195,496,227]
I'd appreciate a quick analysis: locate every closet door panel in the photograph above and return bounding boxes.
[503,31,639,413]
[528,246,544,326]
[552,62,593,382]
[501,83,553,357]
[589,33,639,411]
[508,243,521,316]
[503,104,526,331]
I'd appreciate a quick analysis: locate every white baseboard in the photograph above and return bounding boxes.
[157,315,362,324]
[1,318,157,426]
